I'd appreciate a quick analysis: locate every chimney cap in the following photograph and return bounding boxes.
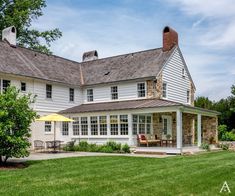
[82,50,98,62]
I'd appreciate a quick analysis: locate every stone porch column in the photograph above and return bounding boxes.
[176,110,182,150]
[197,114,202,147]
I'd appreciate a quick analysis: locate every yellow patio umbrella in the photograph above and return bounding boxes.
[36,113,74,152]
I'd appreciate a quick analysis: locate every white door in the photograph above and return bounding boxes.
[162,116,172,138]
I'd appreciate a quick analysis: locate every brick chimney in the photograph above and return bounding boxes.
[162,26,178,52]
[2,26,17,46]
[82,50,98,62]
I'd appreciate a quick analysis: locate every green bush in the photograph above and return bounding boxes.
[122,144,130,153]
[106,141,121,152]
[63,141,76,151]
[220,143,229,150]
[200,143,210,151]
[78,141,89,151]
[99,145,114,153]
[218,125,235,141]
[218,125,228,139]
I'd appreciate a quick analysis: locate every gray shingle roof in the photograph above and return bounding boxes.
[59,98,181,114]
[0,41,174,86]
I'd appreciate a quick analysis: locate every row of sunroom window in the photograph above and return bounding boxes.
[45,114,152,136]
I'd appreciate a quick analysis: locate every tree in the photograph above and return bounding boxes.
[0,86,37,164]
[194,96,214,110]
[232,85,235,96]
[0,0,62,54]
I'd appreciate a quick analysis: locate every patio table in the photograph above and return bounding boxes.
[161,139,173,147]
[46,140,63,152]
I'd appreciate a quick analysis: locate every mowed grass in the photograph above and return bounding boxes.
[0,151,235,196]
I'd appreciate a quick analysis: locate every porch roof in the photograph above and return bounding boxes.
[59,98,180,114]
[59,98,220,116]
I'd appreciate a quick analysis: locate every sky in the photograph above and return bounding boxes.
[32,0,235,101]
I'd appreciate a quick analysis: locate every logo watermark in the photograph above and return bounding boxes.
[220,181,231,193]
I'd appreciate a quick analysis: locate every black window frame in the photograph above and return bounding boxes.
[69,88,74,102]
[111,86,118,100]
[137,83,146,97]
[21,82,26,92]
[87,89,93,102]
[46,84,52,99]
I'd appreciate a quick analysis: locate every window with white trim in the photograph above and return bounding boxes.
[137,83,146,97]
[91,116,98,135]
[81,117,88,135]
[72,117,79,135]
[162,82,167,98]
[111,86,118,100]
[62,122,69,136]
[87,89,93,102]
[99,116,107,135]
[46,84,52,99]
[21,82,26,92]
[120,115,128,135]
[110,115,118,135]
[45,121,51,132]
[2,80,10,92]
[132,115,152,135]
[187,90,190,103]
[69,88,74,102]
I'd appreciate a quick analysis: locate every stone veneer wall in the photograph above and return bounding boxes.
[190,82,195,106]
[146,73,163,99]
[202,116,218,143]
[182,113,196,145]
[152,112,176,139]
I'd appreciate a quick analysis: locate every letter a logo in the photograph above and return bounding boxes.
[220,181,231,193]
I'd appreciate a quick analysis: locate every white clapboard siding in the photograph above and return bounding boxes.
[83,81,142,103]
[162,48,191,104]
[34,81,82,113]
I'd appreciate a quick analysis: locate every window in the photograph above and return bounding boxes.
[139,115,146,134]
[182,68,186,78]
[187,90,190,103]
[111,86,118,100]
[72,117,79,135]
[81,117,88,135]
[132,115,138,135]
[87,89,93,102]
[132,115,152,135]
[110,115,118,135]
[90,116,98,135]
[46,84,52,99]
[99,116,107,135]
[163,118,167,135]
[137,83,146,97]
[62,122,69,136]
[45,121,51,132]
[21,82,26,92]
[69,88,74,102]
[2,80,10,92]
[120,115,128,135]
[162,82,167,98]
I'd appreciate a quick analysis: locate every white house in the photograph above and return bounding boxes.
[0,26,219,153]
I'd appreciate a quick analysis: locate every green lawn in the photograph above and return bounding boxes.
[0,151,235,196]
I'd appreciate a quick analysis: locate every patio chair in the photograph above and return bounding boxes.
[137,134,149,147]
[34,140,45,152]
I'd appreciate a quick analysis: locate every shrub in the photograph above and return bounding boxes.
[88,143,100,152]
[122,144,130,153]
[106,141,121,152]
[218,125,228,140]
[99,145,113,153]
[222,132,235,141]
[220,143,229,150]
[78,141,89,151]
[64,141,76,151]
[200,143,210,151]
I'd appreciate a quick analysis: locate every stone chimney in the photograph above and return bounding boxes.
[162,26,178,52]
[2,26,17,46]
[82,50,98,62]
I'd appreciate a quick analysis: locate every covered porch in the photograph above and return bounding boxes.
[130,106,219,154]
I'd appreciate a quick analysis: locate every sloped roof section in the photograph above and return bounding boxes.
[0,41,174,86]
[81,48,173,85]
[0,41,82,86]
[59,98,181,114]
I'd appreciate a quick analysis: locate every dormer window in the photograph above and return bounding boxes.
[162,82,167,98]
[87,89,93,102]
[182,68,186,78]
[137,83,146,97]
